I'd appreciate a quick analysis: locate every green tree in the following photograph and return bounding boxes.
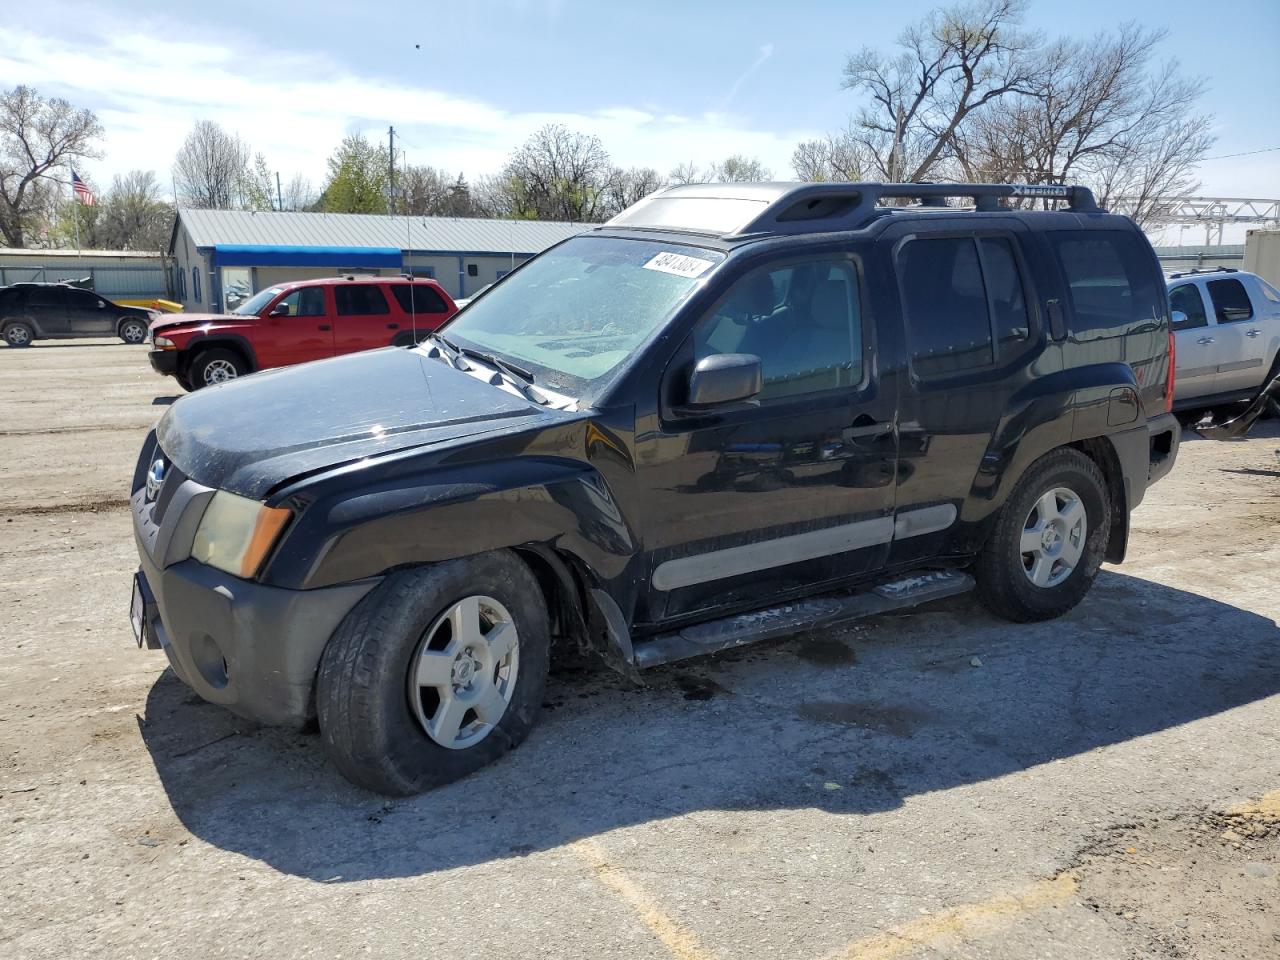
[321,135,389,213]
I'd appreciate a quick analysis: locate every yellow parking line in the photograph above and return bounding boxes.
[1227,788,1280,820]
[829,873,1079,960]
[570,838,714,960]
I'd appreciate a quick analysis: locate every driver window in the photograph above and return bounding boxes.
[1168,284,1207,331]
[693,260,862,400]
[276,287,326,317]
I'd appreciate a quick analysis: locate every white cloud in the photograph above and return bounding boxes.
[719,43,776,110]
[0,18,813,195]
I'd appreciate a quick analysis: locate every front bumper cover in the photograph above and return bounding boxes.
[148,349,178,376]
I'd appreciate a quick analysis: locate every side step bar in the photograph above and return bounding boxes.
[634,569,974,669]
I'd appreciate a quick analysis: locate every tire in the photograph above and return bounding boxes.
[189,347,247,388]
[317,551,550,795]
[118,318,148,344]
[3,321,34,348]
[974,448,1111,623]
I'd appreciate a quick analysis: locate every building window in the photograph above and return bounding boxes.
[467,263,479,277]
[191,267,201,304]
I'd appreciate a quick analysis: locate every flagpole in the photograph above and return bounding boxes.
[70,164,81,253]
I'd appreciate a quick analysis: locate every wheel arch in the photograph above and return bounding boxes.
[183,333,259,373]
[1068,434,1129,564]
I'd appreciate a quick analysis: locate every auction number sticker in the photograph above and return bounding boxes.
[643,252,715,279]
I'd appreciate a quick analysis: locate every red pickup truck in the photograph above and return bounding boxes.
[148,275,457,390]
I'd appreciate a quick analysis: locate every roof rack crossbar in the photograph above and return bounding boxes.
[732,182,1099,236]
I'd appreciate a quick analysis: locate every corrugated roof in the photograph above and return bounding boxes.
[176,209,588,256]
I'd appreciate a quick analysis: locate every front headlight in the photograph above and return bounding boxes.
[153,336,175,349]
[191,491,291,578]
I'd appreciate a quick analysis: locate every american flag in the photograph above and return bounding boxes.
[71,169,96,206]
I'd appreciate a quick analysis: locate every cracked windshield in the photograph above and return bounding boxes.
[441,236,723,392]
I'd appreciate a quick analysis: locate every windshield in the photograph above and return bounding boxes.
[233,287,284,316]
[439,236,723,396]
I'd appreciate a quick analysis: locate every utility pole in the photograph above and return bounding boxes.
[276,171,283,211]
[388,125,396,216]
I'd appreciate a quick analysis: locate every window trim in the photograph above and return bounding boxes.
[660,251,875,423]
[893,229,1040,387]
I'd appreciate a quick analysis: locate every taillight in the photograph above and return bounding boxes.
[1165,329,1176,413]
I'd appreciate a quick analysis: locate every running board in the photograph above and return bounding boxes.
[633,569,974,669]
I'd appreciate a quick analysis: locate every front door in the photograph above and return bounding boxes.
[1169,282,1217,400]
[65,288,114,336]
[254,285,335,368]
[636,254,898,622]
[332,283,393,355]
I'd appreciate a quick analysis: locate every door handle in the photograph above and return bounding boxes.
[1196,337,1214,344]
[387,323,400,330]
[843,420,893,442]
[1246,329,1261,338]
[318,324,331,331]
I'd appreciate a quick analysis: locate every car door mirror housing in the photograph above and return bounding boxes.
[1170,310,1187,328]
[268,303,290,317]
[686,353,763,408]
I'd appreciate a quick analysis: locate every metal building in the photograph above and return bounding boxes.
[0,248,168,299]
[169,209,586,312]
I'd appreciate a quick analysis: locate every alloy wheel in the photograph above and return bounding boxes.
[1020,486,1087,588]
[407,595,520,750]
[202,359,239,384]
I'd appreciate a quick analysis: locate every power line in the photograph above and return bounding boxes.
[1202,145,1280,161]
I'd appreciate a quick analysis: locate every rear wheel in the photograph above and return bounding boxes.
[190,348,247,388]
[3,321,34,347]
[317,551,550,795]
[975,448,1111,623]
[118,318,148,344]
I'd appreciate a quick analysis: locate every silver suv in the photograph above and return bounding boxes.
[1168,268,1280,415]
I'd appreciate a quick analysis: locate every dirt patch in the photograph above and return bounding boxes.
[794,636,859,665]
[1070,796,1279,958]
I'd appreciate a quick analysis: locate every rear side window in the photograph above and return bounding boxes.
[899,237,993,377]
[334,285,389,316]
[1168,284,1207,330]
[1052,231,1159,336]
[28,287,63,308]
[390,284,449,314]
[1206,278,1253,323]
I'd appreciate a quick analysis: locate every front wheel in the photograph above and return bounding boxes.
[974,448,1111,623]
[118,318,148,344]
[189,348,247,388]
[316,551,550,795]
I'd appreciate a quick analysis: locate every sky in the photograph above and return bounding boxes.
[2,0,1277,224]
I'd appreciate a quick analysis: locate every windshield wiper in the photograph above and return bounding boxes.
[456,346,535,383]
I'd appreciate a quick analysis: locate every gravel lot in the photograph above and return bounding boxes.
[3,340,1278,960]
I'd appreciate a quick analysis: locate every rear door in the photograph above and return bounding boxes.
[25,287,70,336]
[389,283,453,341]
[332,283,392,354]
[1169,282,1217,400]
[64,288,115,336]
[1205,276,1265,393]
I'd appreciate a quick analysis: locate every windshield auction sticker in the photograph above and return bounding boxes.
[643,252,715,279]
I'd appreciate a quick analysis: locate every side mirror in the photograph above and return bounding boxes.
[268,302,290,317]
[687,353,762,408]
[1170,310,1187,328]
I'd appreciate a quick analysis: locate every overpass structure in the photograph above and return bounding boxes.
[1109,196,1280,245]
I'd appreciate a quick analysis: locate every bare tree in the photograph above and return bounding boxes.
[707,155,773,183]
[499,124,614,221]
[281,173,316,212]
[395,164,451,215]
[603,166,665,216]
[841,0,1036,182]
[98,170,174,251]
[173,120,249,209]
[952,24,1212,226]
[668,161,703,185]
[792,132,871,182]
[0,85,103,247]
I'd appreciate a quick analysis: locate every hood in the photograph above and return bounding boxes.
[156,347,562,499]
[150,312,240,334]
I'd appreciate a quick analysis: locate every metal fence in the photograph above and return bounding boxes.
[0,263,170,299]
[1152,244,1245,275]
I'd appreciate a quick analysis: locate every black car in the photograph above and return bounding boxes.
[129,182,1182,795]
[0,283,153,346]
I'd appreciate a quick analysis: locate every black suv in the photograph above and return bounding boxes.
[0,283,154,346]
[129,182,1181,795]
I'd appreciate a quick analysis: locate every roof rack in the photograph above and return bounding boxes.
[607,181,1100,238]
[1166,266,1239,279]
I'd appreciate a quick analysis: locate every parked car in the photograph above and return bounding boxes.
[129,181,1181,795]
[1167,268,1280,419]
[148,275,457,390]
[0,283,155,346]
